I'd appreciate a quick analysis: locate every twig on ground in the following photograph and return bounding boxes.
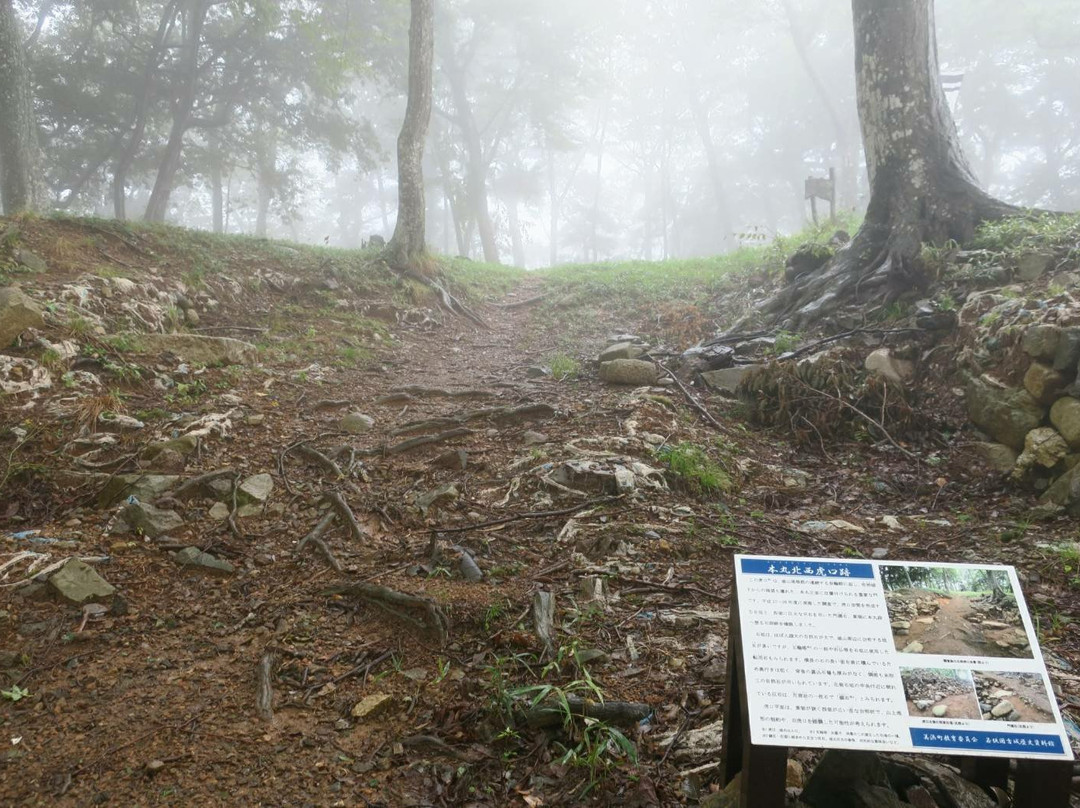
[256,652,276,722]
[322,582,449,644]
[657,362,728,432]
[296,511,342,571]
[424,497,621,536]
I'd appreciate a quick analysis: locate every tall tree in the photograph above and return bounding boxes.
[0,0,41,213]
[767,0,1017,327]
[385,0,435,267]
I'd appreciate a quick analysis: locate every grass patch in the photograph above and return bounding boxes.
[656,442,731,495]
[547,354,579,380]
[970,212,1080,255]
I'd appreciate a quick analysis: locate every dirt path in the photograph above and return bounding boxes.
[896,594,1032,659]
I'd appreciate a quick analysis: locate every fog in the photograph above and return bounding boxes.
[12,0,1080,265]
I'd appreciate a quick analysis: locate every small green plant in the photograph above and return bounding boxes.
[434,657,452,684]
[547,354,580,381]
[770,330,800,355]
[1,685,29,702]
[935,292,957,312]
[656,442,731,495]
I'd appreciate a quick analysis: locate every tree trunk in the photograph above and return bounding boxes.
[444,54,499,264]
[507,196,526,268]
[384,0,434,268]
[687,82,732,251]
[764,0,1016,330]
[255,132,276,237]
[144,0,207,224]
[209,133,224,233]
[547,151,559,266]
[0,0,41,214]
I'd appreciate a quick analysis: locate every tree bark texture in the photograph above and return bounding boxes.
[766,0,1015,329]
[0,0,41,213]
[385,0,435,267]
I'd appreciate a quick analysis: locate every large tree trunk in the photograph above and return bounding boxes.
[144,0,207,224]
[254,132,276,237]
[764,0,1015,330]
[0,0,41,213]
[507,196,526,268]
[385,0,434,268]
[687,82,732,251]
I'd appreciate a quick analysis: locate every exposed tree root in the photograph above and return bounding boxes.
[255,652,276,722]
[322,582,449,644]
[296,511,342,571]
[325,491,367,540]
[520,696,652,729]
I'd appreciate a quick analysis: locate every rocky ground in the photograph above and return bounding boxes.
[3,216,1080,806]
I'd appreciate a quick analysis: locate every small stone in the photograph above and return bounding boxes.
[522,430,549,446]
[339,412,375,434]
[901,641,924,654]
[599,358,657,386]
[246,414,264,426]
[599,341,646,362]
[146,760,166,775]
[123,501,184,538]
[701,365,762,395]
[1050,397,1080,449]
[430,449,468,470]
[415,483,458,515]
[915,700,933,711]
[98,412,145,432]
[1016,252,1054,282]
[0,286,45,347]
[932,705,948,717]
[871,547,889,559]
[786,759,804,789]
[173,546,234,575]
[208,502,230,520]
[184,308,200,326]
[864,348,914,385]
[973,442,1018,473]
[238,473,273,503]
[891,620,911,630]
[1023,363,1066,405]
[991,700,1014,717]
[48,559,115,604]
[1023,323,1063,361]
[350,694,394,720]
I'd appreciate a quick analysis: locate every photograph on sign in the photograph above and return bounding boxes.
[880,563,1033,658]
[733,555,1072,760]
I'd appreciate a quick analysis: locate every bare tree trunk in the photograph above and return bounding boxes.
[209,134,224,233]
[687,83,732,251]
[763,0,1016,330]
[0,0,41,213]
[254,132,276,237]
[144,0,207,224]
[507,196,526,268]
[385,0,434,267]
[547,151,558,266]
[375,169,390,235]
[590,109,608,263]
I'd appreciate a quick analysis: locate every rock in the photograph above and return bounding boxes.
[1040,465,1080,514]
[699,772,741,808]
[525,365,550,378]
[891,620,911,631]
[966,376,1045,451]
[415,483,458,515]
[991,700,1014,717]
[522,430,549,446]
[1013,427,1069,476]
[124,501,184,538]
[1022,324,1063,361]
[173,546,234,575]
[184,308,200,326]
[97,474,181,507]
[932,705,948,717]
[351,694,395,720]
[49,559,115,603]
[430,449,468,470]
[901,641,924,654]
[871,547,889,560]
[118,333,256,365]
[143,435,199,460]
[1053,328,1080,373]
[916,310,958,331]
[802,750,891,807]
[13,248,47,272]
[681,344,735,371]
[914,699,932,711]
[701,365,762,395]
[1016,252,1054,281]
[599,341,646,362]
[97,412,146,433]
[599,358,657,386]
[339,412,374,434]
[973,442,1018,473]
[864,348,914,385]
[786,759,804,789]
[1050,397,1080,449]
[238,473,273,503]
[1023,362,1066,405]
[0,286,44,347]
[208,502,230,520]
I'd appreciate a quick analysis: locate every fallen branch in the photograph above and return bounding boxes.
[322,582,449,644]
[256,652,276,722]
[384,428,473,457]
[295,444,344,478]
[520,696,652,729]
[782,326,926,362]
[173,468,236,500]
[325,491,367,540]
[490,294,547,309]
[657,362,727,432]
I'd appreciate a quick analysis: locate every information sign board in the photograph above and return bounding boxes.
[733,556,1072,761]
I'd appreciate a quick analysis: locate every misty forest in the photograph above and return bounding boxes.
[1,0,1080,805]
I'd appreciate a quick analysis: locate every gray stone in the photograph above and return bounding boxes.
[143,435,199,460]
[13,249,47,272]
[97,474,181,507]
[522,430,549,446]
[932,705,948,717]
[973,442,1018,473]
[599,341,646,362]
[914,699,932,711]
[1040,465,1080,515]
[1053,328,1080,373]
[871,547,889,560]
[415,483,458,515]
[351,694,394,720]
[238,473,273,503]
[49,559,115,603]
[966,376,1045,451]
[0,287,44,347]
[174,546,234,574]
[339,412,374,434]
[1050,397,1080,449]
[124,501,184,538]
[119,333,256,365]
[1016,252,1054,281]
[1014,427,1069,473]
[701,365,762,395]
[599,358,657,386]
[1022,324,1062,361]
[901,641,924,654]
[864,349,914,385]
[430,449,468,470]
[1023,362,1066,405]
[208,502,230,520]
[183,307,200,326]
